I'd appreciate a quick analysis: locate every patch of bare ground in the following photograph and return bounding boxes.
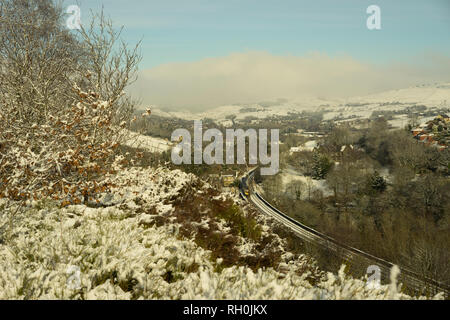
[140,179,323,284]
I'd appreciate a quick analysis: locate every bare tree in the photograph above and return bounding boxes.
[286,180,304,200]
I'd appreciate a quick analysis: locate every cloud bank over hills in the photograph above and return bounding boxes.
[130,51,450,112]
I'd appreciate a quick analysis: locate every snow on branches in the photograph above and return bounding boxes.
[0,83,127,206]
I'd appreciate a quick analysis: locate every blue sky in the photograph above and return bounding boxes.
[69,0,450,69]
[63,1,450,110]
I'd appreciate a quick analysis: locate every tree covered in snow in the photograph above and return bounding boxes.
[0,0,141,205]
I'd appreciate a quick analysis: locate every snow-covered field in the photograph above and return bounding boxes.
[122,129,172,153]
[0,165,442,299]
[388,114,436,129]
[280,166,333,199]
[347,84,450,106]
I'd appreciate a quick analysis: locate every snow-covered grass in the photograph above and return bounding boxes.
[290,140,318,153]
[122,129,172,153]
[0,166,443,300]
[280,168,333,199]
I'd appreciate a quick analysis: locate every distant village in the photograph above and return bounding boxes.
[411,114,450,151]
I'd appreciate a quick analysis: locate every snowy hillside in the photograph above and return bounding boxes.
[122,129,172,153]
[147,83,450,125]
[347,83,450,106]
[151,101,332,126]
[0,166,443,299]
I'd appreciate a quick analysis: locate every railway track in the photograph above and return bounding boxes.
[241,169,449,298]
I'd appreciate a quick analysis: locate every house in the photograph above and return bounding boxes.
[209,172,236,188]
[411,114,449,149]
[411,128,424,136]
[418,134,428,141]
[222,175,235,187]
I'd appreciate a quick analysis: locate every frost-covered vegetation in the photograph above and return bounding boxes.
[1,166,441,299]
[0,0,140,205]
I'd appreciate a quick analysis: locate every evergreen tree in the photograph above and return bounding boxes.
[367,171,387,194]
[312,152,333,179]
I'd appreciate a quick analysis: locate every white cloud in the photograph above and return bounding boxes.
[130,51,450,111]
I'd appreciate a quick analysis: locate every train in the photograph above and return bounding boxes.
[239,176,250,199]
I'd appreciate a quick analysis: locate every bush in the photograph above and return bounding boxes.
[0,84,125,204]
